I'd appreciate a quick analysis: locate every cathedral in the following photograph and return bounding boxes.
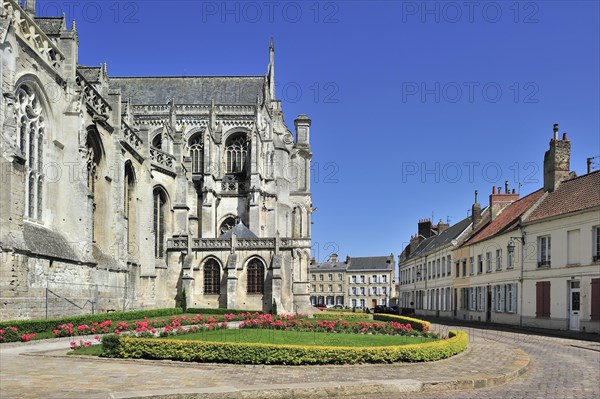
[0,0,314,320]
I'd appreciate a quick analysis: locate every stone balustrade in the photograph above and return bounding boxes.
[3,0,65,72]
[150,146,175,168]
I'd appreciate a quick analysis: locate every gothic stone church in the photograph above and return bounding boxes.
[0,0,314,320]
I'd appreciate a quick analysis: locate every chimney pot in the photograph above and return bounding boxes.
[498,187,502,194]
[492,186,496,194]
[553,123,559,140]
[562,132,569,141]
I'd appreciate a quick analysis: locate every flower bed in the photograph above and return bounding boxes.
[0,307,183,337]
[102,330,468,364]
[238,314,437,338]
[0,311,261,343]
[372,314,431,332]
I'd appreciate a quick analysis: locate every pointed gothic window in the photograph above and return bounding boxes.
[152,133,162,149]
[16,85,45,220]
[225,134,248,173]
[124,163,136,254]
[189,135,203,174]
[86,129,102,242]
[247,259,265,294]
[153,187,167,258]
[204,259,221,294]
[219,217,236,236]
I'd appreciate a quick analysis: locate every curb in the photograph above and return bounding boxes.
[422,347,530,392]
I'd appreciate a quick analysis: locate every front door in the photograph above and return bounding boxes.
[569,281,580,330]
[372,299,377,308]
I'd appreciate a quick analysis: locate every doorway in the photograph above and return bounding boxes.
[569,280,580,331]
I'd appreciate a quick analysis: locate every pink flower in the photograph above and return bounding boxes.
[94,335,99,340]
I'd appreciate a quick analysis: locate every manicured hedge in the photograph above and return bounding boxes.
[372,314,431,332]
[0,308,183,334]
[186,308,263,315]
[313,312,371,320]
[103,330,467,364]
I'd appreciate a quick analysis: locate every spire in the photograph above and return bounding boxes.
[268,37,275,100]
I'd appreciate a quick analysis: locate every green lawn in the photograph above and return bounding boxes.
[68,344,104,356]
[160,329,436,347]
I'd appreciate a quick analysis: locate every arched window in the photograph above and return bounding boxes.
[152,133,162,150]
[225,134,248,173]
[16,85,45,220]
[189,134,203,174]
[153,187,167,258]
[219,217,236,236]
[247,259,264,294]
[85,128,103,242]
[124,163,136,254]
[204,259,220,294]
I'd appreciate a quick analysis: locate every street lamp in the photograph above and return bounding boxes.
[507,236,525,254]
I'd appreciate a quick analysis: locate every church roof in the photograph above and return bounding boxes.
[77,66,102,83]
[34,17,64,35]
[218,222,258,239]
[110,76,265,105]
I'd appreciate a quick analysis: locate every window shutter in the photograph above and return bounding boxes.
[544,281,550,317]
[501,284,506,312]
[591,279,600,321]
[536,282,544,317]
[536,281,551,317]
[482,287,486,311]
[512,283,518,313]
[491,286,496,311]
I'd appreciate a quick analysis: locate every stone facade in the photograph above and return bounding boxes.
[309,254,395,309]
[0,0,313,320]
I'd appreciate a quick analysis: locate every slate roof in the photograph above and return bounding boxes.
[110,76,265,105]
[466,189,545,245]
[34,17,64,35]
[23,223,80,262]
[218,222,258,239]
[524,171,600,223]
[346,256,393,271]
[309,262,348,272]
[77,66,102,83]
[403,215,474,261]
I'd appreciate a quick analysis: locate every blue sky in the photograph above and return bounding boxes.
[36,0,599,261]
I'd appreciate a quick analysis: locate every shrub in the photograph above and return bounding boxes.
[101,334,122,357]
[372,314,430,332]
[186,308,263,315]
[0,308,183,336]
[107,330,467,365]
[313,312,370,320]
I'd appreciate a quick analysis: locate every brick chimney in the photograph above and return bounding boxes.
[489,184,519,220]
[328,253,339,263]
[544,124,571,192]
[471,190,482,229]
[418,219,434,238]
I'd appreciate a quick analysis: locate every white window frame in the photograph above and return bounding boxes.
[496,249,502,270]
[593,226,600,262]
[538,235,551,267]
[486,252,492,272]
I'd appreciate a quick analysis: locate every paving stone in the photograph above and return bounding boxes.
[0,323,597,399]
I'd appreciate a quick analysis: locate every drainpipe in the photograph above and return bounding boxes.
[518,222,525,328]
